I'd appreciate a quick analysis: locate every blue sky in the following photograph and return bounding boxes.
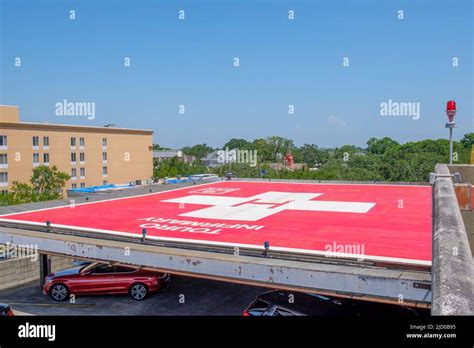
[1,0,472,148]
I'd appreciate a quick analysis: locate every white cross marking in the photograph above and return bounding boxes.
[162,191,376,221]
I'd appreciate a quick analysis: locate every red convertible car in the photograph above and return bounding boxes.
[43,262,171,301]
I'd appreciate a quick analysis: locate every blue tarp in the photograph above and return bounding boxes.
[165,178,192,184]
[70,174,217,192]
[69,183,134,193]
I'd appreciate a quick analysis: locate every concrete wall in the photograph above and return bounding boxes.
[461,210,474,254]
[449,165,474,255]
[449,164,474,184]
[0,255,73,291]
[432,164,474,315]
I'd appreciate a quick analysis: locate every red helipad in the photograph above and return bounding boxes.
[0,181,432,266]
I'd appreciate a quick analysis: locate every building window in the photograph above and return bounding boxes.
[102,138,107,147]
[0,135,7,147]
[0,172,7,183]
[80,168,85,178]
[79,152,85,162]
[80,183,85,188]
[103,180,108,185]
[71,153,76,163]
[43,136,49,147]
[43,153,50,164]
[71,168,77,179]
[33,153,40,165]
[79,137,85,147]
[102,166,108,176]
[0,154,7,168]
[32,136,39,147]
[71,137,76,147]
[72,183,77,189]
[102,152,107,161]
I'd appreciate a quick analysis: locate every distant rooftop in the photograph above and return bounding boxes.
[0,105,153,135]
[153,150,182,157]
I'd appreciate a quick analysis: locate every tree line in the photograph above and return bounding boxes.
[2,134,472,206]
[154,134,474,182]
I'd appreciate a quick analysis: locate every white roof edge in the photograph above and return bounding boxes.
[13,121,153,133]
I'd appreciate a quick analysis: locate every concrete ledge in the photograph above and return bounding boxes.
[432,164,474,315]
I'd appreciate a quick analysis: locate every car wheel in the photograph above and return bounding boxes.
[129,283,148,301]
[50,283,69,301]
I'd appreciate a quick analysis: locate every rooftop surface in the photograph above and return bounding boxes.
[0,181,432,267]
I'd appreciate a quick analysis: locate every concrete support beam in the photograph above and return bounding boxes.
[38,253,50,288]
[432,164,474,315]
[0,226,431,306]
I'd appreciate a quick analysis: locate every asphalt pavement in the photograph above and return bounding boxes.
[0,275,268,316]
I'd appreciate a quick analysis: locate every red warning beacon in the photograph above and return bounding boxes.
[446,100,456,123]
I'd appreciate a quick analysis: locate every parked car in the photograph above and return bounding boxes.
[43,262,171,301]
[0,303,14,316]
[225,172,236,180]
[243,291,429,317]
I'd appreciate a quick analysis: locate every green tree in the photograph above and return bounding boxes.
[153,144,172,150]
[334,145,360,160]
[460,133,474,148]
[223,138,250,151]
[266,136,292,162]
[367,137,399,155]
[300,144,329,167]
[182,144,214,160]
[30,165,70,198]
[154,157,208,178]
[2,166,70,206]
[10,182,35,204]
[250,138,274,163]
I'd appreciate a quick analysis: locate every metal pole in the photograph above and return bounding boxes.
[431,178,435,315]
[449,126,453,165]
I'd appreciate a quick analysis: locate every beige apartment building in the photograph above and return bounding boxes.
[0,105,154,193]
